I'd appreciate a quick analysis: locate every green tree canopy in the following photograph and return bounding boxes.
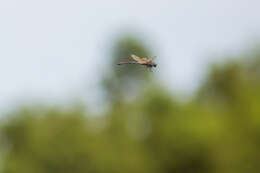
[2,44,260,173]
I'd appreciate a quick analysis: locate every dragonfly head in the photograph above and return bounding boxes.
[147,63,157,68]
[151,63,157,67]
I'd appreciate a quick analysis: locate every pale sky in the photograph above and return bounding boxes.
[1,0,260,112]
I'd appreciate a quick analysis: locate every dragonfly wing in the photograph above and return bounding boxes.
[144,56,156,64]
[141,58,150,63]
[131,54,143,63]
[151,56,156,60]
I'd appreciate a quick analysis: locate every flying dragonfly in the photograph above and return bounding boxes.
[117,54,157,69]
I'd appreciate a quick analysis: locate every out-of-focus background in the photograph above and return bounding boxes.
[1,0,260,172]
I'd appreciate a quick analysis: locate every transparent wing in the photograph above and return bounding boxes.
[141,57,150,63]
[142,56,156,63]
[131,54,143,63]
[151,56,156,60]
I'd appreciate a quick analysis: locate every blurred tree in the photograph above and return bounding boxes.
[138,87,215,173]
[0,108,100,173]
[0,107,156,173]
[102,35,153,103]
[2,46,260,173]
[196,52,260,172]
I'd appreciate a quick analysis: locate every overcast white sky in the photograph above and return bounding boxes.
[1,0,260,112]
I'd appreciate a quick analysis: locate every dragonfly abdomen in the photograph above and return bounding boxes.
[117,61,139,65]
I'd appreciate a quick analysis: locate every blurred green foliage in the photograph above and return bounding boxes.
[1,38,260,173]
[102,35,152,102]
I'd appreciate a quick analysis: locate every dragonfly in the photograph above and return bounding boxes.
[117,54,157,69]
